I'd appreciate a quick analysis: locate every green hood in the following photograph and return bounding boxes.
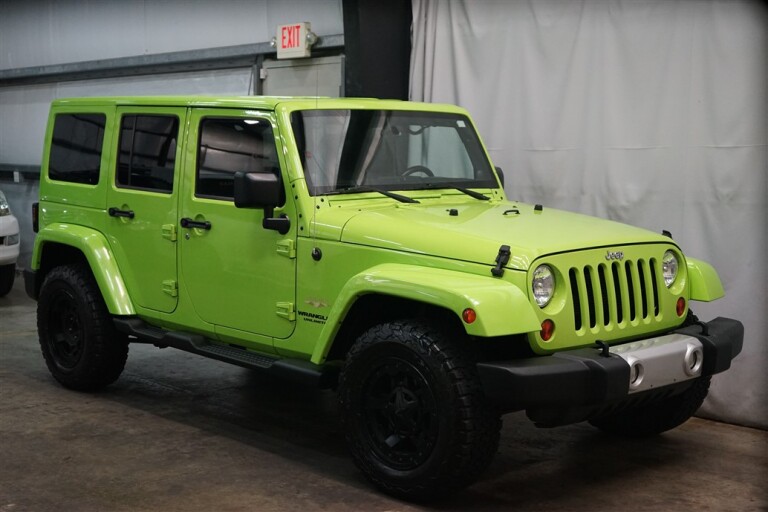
[334,201,667,271]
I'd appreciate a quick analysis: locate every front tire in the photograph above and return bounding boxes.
[38,264,128,391]
[589,376,711,437]
[338,321,501,500]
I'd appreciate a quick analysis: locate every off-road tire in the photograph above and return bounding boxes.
[338,320,501,501]
[38,264,128,391]
[589,376,711,437]
[0,264,14,297]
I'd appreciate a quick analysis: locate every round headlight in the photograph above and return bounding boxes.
[662,250,679,287]
[0,190,10,216]
[532,264,555,307]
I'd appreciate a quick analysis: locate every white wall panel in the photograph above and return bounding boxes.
[0,0,343,69]
[0,85,54,165]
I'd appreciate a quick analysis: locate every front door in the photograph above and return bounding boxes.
[179,109,297,343]
[106,107,187,314]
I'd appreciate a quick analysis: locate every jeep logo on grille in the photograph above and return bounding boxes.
[605,251,625,261]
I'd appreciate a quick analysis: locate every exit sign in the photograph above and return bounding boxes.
[276,22,312,59]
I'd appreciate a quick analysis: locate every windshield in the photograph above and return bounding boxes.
[290,109,497,196]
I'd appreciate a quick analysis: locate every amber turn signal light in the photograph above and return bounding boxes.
[676,297,686,317]
[540,319,555,341]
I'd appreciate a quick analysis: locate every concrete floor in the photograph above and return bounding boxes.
[1,276,766,512]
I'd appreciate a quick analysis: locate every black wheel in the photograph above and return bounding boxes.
[402,165,435,178]
[338,321,501,500]
[589,376,711,437]
[38,264,128,391]
[0,264,14,297]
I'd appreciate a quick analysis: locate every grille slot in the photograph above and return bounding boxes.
[569,269,582,331]
[569,258,658,331]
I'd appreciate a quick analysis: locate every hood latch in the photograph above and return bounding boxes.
[491,245,511,277]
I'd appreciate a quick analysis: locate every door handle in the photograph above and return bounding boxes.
[180,217,212,230]
[108,207,135,219]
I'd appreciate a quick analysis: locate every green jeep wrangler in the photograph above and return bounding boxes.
[25,96,743,499]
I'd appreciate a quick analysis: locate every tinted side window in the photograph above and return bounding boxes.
[49,113,106,185]
[197,118,278,199]
[117,115,179,193]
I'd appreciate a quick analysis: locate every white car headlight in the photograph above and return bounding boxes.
[0,190,10,216]
[532,264,555,307]
[662,250,679,287]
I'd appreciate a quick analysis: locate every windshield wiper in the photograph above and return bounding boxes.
[328,186,420,204]
[453,187,490,200]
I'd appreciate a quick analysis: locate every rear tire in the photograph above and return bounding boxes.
[38,264,128,391]
[338,320,501,500]
[0,264,14,297]
[589,376,711,437]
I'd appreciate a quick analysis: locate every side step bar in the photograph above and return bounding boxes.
[113,317,338,389]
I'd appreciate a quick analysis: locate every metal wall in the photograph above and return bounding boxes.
[0,0,343,69]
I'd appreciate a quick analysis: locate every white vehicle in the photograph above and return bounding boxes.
[0,189,20,296]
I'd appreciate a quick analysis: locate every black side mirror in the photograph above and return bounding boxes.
[234,171,284,209]
[495,166,505,188]
[234,172,290,234]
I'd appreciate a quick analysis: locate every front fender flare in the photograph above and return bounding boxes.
[31,223,134,315]
[311,264,540,363]
[686,257,725,302]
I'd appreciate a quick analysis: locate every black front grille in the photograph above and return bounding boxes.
[569,259,660,331]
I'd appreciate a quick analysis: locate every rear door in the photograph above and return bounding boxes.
[105,107,186,314]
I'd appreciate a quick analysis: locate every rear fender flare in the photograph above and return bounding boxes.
[32,223,134,315]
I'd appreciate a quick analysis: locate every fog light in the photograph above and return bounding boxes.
[627,357,645,389]
[540,319,555,342]
[676,297,686,317]
[684,344,703,376]
[462,308,477,324]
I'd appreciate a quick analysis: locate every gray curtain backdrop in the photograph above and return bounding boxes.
[410,0,767,429]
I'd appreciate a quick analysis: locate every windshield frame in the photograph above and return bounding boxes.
[289,108,499,197]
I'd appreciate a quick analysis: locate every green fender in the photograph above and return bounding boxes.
[310,263,540,363]
[686,257,725,302]
[32,223,135,315]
